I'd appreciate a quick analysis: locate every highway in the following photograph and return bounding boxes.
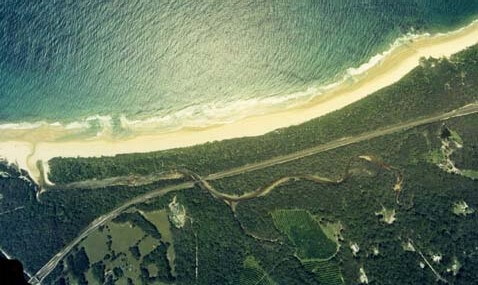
[30,182,195,284]
[205,103,478,181]
[30,103,478,284]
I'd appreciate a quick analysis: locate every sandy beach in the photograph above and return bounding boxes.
[2,19,478,183]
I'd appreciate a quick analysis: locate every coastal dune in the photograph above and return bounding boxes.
[2,20,478,183]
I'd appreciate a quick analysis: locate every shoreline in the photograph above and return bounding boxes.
[2,19,478,183]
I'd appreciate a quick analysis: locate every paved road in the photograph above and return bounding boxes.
[205,103,478,181]
[30,182,195,284]
[30,103,478,284]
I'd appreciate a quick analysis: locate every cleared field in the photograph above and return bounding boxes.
[271,209,338,260]
[85,269,96,284]
[59,209,177,284]
[138,235,157,257]
[103,220,147,283]
[109,221,145,253]
[316,219,343,245]
[142,209,177,276]
[462,169,478,179]
[81,229,108,264]
[147,263,159,278]
[240,256,276,285]
[303,260,344,285]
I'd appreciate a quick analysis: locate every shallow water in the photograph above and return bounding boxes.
[1,0,477,135]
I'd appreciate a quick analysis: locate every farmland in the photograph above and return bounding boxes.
[52,208,176,284]
[271,209,338,261]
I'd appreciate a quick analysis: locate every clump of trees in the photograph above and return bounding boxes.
[2,44,478,284]
[49,45,478,184]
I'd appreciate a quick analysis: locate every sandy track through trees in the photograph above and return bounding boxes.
[30,103,478,284]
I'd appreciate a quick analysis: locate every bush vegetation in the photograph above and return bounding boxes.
[49,45,478,183]
[271,209,337,260]
[1,45,478,284]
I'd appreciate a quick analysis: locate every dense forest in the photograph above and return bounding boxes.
[0,45,477,283]
[119,114,478,284]
[49,45,478,183]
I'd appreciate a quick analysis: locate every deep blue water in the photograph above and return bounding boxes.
[1,0,477,131]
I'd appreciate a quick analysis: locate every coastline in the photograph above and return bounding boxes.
[2,19,478,183]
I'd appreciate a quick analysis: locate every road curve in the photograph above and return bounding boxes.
[30,103,478,284]
[185,154,401,205]
[30,182,195,284]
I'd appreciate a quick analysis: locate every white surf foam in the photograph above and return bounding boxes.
[0,19,476,142]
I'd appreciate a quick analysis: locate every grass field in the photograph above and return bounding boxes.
[239,255,276,285]
[59,209,179,284]
[271,209,338,261]
[302,260,344,285]
[375,206,396,224]
[452,201,475,216]
[462,169,478,180]
[142,209,177,276]
[109,221,145,253]
[82,229,109,264]
[138,235,158,257]
[100,220,147,283]
[315,218,343,245]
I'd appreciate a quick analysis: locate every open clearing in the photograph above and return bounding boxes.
[240,255,276,285]
[272,209,338,261]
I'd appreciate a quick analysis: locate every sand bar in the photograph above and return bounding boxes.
[2,20,478,182]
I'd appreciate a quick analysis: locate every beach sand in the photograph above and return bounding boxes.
[2,20,478,183]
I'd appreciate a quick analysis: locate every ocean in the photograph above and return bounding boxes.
[1,0,478,138]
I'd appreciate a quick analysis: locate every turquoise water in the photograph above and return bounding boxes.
[1,1,478,133]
